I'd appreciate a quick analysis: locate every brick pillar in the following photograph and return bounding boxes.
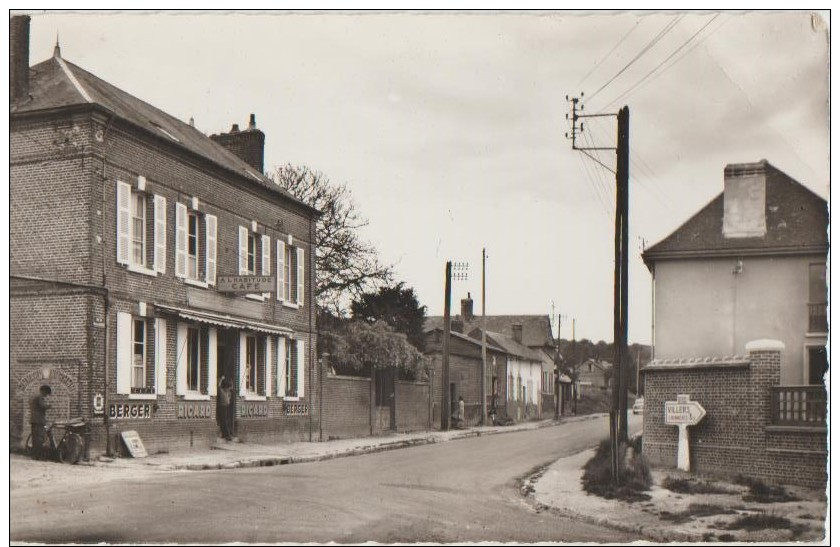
[746,339,783,435]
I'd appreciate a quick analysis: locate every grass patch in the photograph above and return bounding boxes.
[582,439,652,502]
[685,503,737,518]
[726,512,794,531]
[717,533,736,542]
[734,475,800,503]
[661,476,729,495]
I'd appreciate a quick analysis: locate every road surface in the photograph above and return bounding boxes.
[12,414,642,543]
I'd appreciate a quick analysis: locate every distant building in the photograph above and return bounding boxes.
[641,160,827,488]
[10,16,319,455]
[575,358,613,394]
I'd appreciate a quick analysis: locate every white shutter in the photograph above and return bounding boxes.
[116,181,131,265]
[297,247,305,306]
[175,202,188,278]
[296,339,305,398]
[155,318,167,396]
[277,337,287,396]
[239,331,247,396]
[276,240,286,301]
[265,337,272,397]
[238,226,248,275]
[116,312,132,394]
[205,214,217,286]
[153,194,167,273]
[261,234,271,298]
[208,328,217,396]
[176,323,188,395]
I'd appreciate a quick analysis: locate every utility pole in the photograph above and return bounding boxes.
[566,93,631,481]
[442,261,452,431]
[481,248,487,426]
[442,260,469,431]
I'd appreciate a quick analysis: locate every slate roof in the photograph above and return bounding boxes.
[424,327,507,354]
[642,160,827,268]
[424,314,554,348]
[12,52,316,214]
[481,331,545,362]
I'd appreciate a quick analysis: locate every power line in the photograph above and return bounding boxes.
[600,14,721,111]
[574,141,613,219]
[586,15,683,104]
[577,20,641,88]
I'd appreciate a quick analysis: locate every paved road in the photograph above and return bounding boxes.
[12,415,642,544]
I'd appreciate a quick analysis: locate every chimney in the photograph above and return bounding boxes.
[451,319,464,334]
[10,15,31,105]
[460,293,474,322]
[210,113,265,174]
[512,323,523,343]
[722,160,768,238]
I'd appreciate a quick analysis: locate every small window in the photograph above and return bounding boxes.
[284,245,297,302]
[187,212,199,280]
[247,234,257,275]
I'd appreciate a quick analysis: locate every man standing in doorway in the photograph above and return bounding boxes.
[217,376,233,441]
[30,385,51,460]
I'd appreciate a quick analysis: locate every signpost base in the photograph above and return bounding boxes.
[677,424,690,471]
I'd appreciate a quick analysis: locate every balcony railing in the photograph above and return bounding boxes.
[772,385,826,426]
[808,302,828,333]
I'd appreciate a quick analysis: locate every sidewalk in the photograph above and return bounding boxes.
[531,448,828,543]
[12,414,605,491]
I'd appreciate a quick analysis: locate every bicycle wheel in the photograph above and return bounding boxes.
[58,432,83,464]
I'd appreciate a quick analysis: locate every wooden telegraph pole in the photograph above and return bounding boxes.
[442,261,452,431]
[481,248,487,426]
[566,94,631,482]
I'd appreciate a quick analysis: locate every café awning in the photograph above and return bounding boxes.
[154,304,294,336]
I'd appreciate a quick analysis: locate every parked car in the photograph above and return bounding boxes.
[632,397,645,415]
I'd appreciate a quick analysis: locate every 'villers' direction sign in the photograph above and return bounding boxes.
[664,397,707,425]
[664,394,706,472]
[217,275,275,293]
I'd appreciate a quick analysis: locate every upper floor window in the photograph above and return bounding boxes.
[176,201,217,286]
[277,238,305,307]
[116,179,166,275]
[239,225,271,299]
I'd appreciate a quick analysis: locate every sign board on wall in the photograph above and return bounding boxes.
[284,402,309,416]
[177,402,213,419]
[120,430,148,458]
[217,275,275,293]
[109,403,152,419]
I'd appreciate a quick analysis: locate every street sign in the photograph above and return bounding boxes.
[217,275,275,293]
[664,398,706,426]
[664,394,706,471]
[120,430,148,458]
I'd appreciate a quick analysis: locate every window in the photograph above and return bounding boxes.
[278,337,305,399]
[132,319,146,389]
[176,202,216,286]
[808,263,827,333]
[245,334,257,394]
[176,323,216,399]
[277,238,305,306]
[116,312,166,398]
[239,226,271,299]
[131,193,146,267]
[187,326,201,392]
[285,338,297,397]
[187,212,199,280]
[117,180,166,274]
[509,374,514,401]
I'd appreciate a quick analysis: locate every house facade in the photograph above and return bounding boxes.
[482,331,545,422]
[576,358,612,394]
[426,296,570,420]
[641,160,828,487]
[10,17,320,455]
[424,327,509,426]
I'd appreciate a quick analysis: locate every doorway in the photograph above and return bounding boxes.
[807,345,828,386]
[216,329,238,434]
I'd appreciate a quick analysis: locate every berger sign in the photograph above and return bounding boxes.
[217,275,275,293]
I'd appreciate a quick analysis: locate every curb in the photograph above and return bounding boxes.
[140,418,570,472]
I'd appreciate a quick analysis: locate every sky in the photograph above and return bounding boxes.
[18,9,830,345]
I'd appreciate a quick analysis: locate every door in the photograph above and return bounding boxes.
[449,382,457,419]
[807,346,828,385]
[216,329,237,433]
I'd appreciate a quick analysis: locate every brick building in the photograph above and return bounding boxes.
[10,17,320,455]
[641,160,828,487]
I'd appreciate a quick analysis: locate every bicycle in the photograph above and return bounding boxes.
[25,417,88,464]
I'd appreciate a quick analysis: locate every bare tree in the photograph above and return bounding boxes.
[273,164,392,314]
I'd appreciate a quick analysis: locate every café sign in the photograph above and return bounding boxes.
[217,275,275,293]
